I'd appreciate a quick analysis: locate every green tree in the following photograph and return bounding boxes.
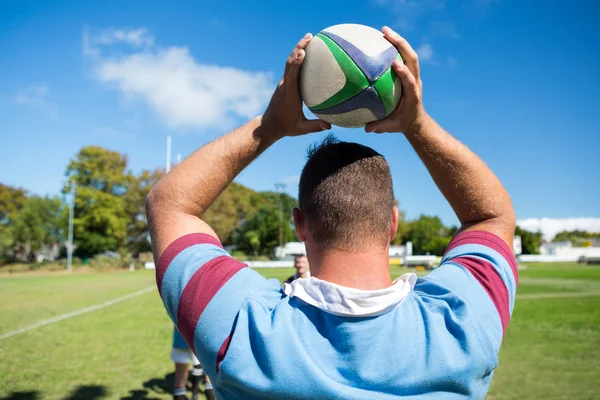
[515,226,542,254]
[11,196,63,262]
[64,146,131,195]
[71,187,128,257]
[0,184,28,263]
[204,182,267,243]
[64,146,132,257]
[259,191,298,217]
[405,215,452,255]
[234,205,295,256]
[0,184,27,223]
[243,230,261,257]
[124,168,164,255]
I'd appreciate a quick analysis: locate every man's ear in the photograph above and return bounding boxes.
[293,207,306,242]
[390,207,399,242]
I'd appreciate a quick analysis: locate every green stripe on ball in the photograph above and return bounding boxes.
[309,33,370,112]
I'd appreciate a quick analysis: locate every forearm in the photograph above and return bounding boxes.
[405,114,515,231]
[146,116,277,221]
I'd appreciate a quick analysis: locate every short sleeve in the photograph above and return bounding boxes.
[425,230,518,336]
[155,233,269,376]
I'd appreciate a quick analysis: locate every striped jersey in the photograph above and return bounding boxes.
[156,230,518,399]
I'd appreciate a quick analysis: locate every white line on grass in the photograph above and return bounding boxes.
[0,286,156,341]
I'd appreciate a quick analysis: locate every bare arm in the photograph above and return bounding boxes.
[146,34,330,260]
[146,118,275,260]
[366,27,515,246]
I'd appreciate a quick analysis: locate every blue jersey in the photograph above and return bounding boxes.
[156,230,517,399]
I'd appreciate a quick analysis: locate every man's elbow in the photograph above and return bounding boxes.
[145,186,163,223]
[502,195,517,231]
[496,198,517,241]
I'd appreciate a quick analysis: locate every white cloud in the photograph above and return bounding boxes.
[83,27,154,57]
[416,44,434,62]
[83,27,274,130]
[96,28,154,47]
[517,218,600,241]
[14,85,58,117]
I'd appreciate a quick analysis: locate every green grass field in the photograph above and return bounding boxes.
[1,263,599,400]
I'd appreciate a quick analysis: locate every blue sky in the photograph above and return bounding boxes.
[1,0,599,236]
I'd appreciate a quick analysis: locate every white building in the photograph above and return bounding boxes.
[274,242,307,259]
[519,240,600,263]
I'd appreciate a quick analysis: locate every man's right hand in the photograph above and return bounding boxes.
[365,27,427,135]
[261,33,331,139]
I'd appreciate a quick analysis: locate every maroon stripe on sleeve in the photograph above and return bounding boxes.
[452,256,510,334]
[216,333,234,373]
[176,255,246,350]
[155,233,224,296]
[445,231,518,284]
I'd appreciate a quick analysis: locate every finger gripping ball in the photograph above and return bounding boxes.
[300,24,403,128]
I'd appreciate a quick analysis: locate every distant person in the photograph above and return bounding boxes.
[147,27,517,399]
[284,254,310,284]
[171,328,215,400]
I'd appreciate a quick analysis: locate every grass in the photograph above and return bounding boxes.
[0,262,599,399]
[515,283,578,295]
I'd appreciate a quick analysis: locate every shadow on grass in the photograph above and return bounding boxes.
[0,385,108,400]
[64,385,108,399]
[121,372,208,400]
[121,372,172,400]
[0,391,40,400]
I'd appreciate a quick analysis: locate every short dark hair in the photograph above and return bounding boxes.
[298,134,394,251]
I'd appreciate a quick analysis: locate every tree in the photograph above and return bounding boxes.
[11,196,63,262]
[0,184,28,263]
[71,187,128,257]
[259,191,298,217]
[405,215,452,255]
[64,147,132,257]
[203,183,267,244]
[515,226,542,254]
[243,230,261,257]
[0,184,27,223]
[64,146,131,195]
[124,168,164,255]
[233,205,295,256]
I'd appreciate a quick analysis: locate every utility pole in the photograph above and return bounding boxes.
[67,181,76,272]
[274,183,286,253]
[166,135,172,173]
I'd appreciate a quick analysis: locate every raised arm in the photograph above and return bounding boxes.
[146,33,330,261]
[366,27,516,246]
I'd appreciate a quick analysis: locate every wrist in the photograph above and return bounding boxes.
[253,115,287,143]
[403,108,431,136]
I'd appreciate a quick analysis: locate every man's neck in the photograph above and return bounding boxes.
[309,247,392,290]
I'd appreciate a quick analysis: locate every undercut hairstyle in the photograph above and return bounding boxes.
[298,134,395,251]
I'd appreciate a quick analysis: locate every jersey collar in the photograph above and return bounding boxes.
[282,273,416,317]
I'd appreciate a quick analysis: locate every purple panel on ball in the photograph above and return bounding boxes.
[321,31,398,83]
[314,86,386,120]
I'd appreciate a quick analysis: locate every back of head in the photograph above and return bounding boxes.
[298,134,394,251]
